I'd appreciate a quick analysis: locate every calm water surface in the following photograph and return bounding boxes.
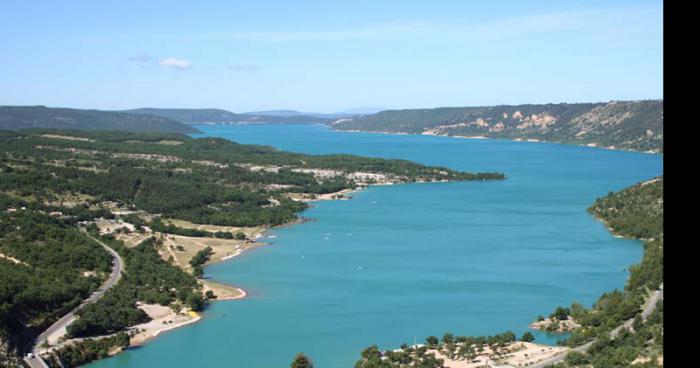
[89,124,662,368]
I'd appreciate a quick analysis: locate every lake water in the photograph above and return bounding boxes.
[89,124,662,368]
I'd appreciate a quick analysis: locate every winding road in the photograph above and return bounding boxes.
[529,284,663,368]
[24,234,124,368]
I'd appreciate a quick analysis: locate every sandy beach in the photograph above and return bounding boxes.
[308,187,359,201]
[128,304,202,346]
[201,279,247,300]
[419,342,568,368]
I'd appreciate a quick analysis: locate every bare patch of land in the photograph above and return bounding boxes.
[530,316,581,333]
[164,218,265,237]
[161,234,262,270]
[200,280,246,300]
[39,134,95,142]
[128,303,201,346]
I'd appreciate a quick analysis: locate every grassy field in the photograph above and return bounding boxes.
[165,218,266,237]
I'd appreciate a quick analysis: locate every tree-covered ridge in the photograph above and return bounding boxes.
[124,108,240,122]
[549,177,664,367]
[124,107,332,124]
[0,130,503,227]
[0,106,199,134]
[332,100,663,152]
[589,177,663,240]
[0,209,112,357]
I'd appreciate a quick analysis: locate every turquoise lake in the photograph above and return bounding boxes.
[89,124,663,368]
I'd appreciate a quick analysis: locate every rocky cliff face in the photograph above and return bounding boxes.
[332,100,663,152]
[562,100,663,152]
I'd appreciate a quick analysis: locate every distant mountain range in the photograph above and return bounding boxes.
[242,109,337,118]
[0,101,663,152]
[127,107,383,123]
[0,106,199,134]
[243,107,385,118]
[243,109,314,117]
[333,107,386,116]
[330,100,663,153]
[125,108,238,123]
[124,108,333,124]
[0,106,366,134]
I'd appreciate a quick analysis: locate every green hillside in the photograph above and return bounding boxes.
[125,108,240,122]
[589,177,663,240]
[0,106,199,134]
[554,177,663,367]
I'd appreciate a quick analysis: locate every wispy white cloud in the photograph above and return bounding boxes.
[158,57,192,70]
[127,54,192,70]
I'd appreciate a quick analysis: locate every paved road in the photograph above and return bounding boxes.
[642,284,663,319]
[24,234,124,368]
[610,283,663,339]
[529,285,663,368]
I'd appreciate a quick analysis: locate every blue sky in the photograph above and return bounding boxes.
[0,1,662,113]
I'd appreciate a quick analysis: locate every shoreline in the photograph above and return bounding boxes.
[130,311,202,347]
[126,285,249,348]
[192,180,432,299]
[116,125,658,366]
[134,172,615,351]
[192,122,661,155]
[77,171,652,364]
[420,341,569,368]
[332,127,661,155]
[591,212,653,242]
[120,184,373,348]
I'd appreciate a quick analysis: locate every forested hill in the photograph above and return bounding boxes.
[124,108,239,122]
[589,177,663,240]
[551,177,663,366]
[0,106,199,134]
[125,107,332,124]
[331,100,663,153]
[0,129,503,227]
